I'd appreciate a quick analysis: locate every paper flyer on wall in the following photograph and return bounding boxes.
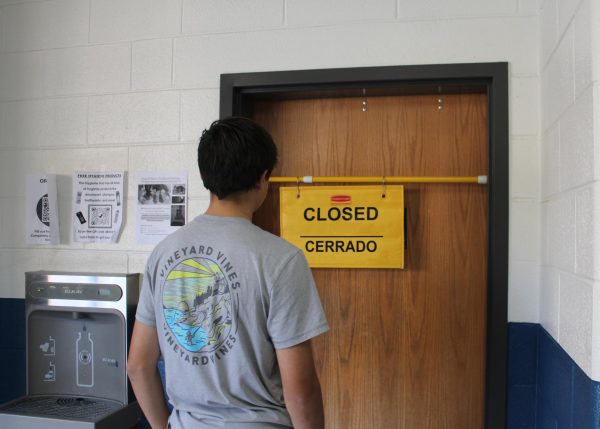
[26,175,60,245]
[72,172,124,243]
[135,171,187,245]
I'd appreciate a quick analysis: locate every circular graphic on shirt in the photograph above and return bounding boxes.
[162,257,233,353]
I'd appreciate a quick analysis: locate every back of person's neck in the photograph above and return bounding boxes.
[204,193,255,221]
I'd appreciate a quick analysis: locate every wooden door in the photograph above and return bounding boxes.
[252,93,488,429]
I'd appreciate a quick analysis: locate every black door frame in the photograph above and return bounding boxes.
[220,62,509,429]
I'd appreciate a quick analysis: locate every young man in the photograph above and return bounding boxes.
[128,117,329,429]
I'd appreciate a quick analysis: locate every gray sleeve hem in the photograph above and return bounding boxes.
[135,314,156,327]
[268,249,303,296]
[273,322,329,350]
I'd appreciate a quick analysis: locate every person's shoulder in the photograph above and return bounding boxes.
[248,223,300,255]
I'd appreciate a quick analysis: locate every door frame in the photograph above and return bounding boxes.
[220,62,508,429]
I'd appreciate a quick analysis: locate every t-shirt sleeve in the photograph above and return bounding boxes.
[135,257,157,327]
[267,250,329,349]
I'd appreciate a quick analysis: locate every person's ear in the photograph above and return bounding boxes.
[255,170,269,189]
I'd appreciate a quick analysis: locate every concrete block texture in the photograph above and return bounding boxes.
[559,87,593,191]
[510,136,540,199]
[0,197,24,248]
[546,196,576,272]
[286,0,395,26]
[510,200,541,262]
[559,272,593,374]
[0,44,131,100]
[180,89,219,142]
[0,0,41,5]
[89,91,180,144]
[0,150,43,197]
[541,26,574,131]
[127,143,200,197]
[0,0,89,53]
[46,147,129,175]
[508,261,541,322]
[132,39,174,90]
[596,85,600,182]
[540,0,558,67]
[557,0,584,38]
[593,1,600,82]
[573,0,592,98]
[188,197,210,217]
[576,185,594,278]
[397,0,518,19]
[0,250,44,298]
[541,123,560,198]
[174,17,537,88]
[183,0,284,33]
[0,97,88,149]
[518,0,541,16]
[40,249,128,273]
[594,184,600,281]
[90,0,181,43]
[0,147,128,197]
[540,266,560,338]
[510,77,540,136]
[128,252,151,275]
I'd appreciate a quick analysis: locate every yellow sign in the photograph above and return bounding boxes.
[280,185,404,269]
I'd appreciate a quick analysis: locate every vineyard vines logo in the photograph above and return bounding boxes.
[162,254,239,366]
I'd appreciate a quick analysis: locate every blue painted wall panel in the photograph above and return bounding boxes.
[572,355,600,429]
[0,299,26,404]
[507,323,538,428]
[536,397,558,429]
[0,349,26,404]
[508,322,538,386]
[537,329,574,429]
[0,298,25,349]
[507,384,537,428]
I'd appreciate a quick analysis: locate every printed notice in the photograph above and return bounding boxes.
[26,175,60,245]
[280,185,405,269]
[135,171,187,245]
[72,172,124,243]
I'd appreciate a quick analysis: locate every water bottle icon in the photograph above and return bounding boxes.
[76,328,94,387]
[44,362,56,382]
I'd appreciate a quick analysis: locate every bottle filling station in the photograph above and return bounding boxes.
[0,271,141,429]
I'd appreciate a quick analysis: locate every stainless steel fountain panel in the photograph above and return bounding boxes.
[0,271,141,429]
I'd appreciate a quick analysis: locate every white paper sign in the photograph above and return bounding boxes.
[135,171,187,245]
[72,172,124,243]
[26,175,59,245]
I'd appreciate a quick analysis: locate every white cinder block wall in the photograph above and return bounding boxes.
[0,0,559,372]
[540,0,600,380]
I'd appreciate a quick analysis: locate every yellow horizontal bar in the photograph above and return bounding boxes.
[269,175,487,184]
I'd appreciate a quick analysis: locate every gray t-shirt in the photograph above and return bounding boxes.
[136,214,329,428]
